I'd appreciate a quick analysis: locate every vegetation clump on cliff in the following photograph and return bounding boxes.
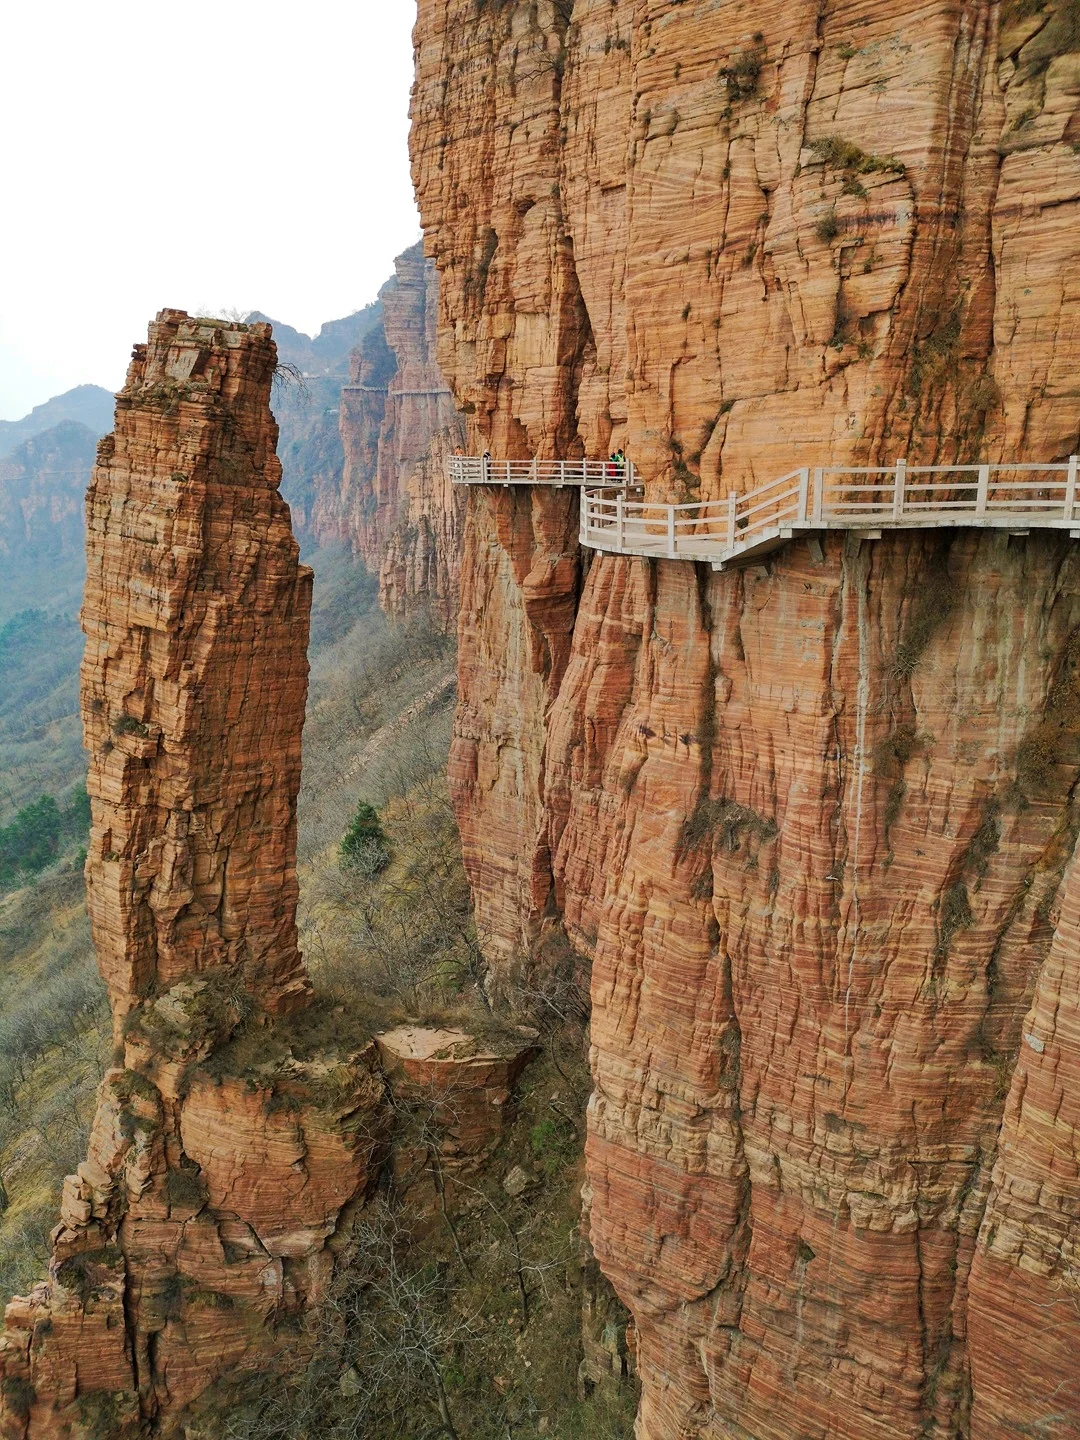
[719,34,766,101]
[809,136,905,178]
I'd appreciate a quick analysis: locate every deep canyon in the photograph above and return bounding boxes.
[0,1,1078,1437]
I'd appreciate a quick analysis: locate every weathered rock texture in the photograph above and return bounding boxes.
[409,0,1080,1435]
[81,313,314,1029]
[0,314,387,1438]
[376,1023,538,1167]
[260,300,382,555]
[308,244,466,628]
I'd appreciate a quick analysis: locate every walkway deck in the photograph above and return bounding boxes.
[580,460,1080,568]
[449,455,1080,567]
[450,455,637,488]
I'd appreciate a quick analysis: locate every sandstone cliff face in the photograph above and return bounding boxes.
[312,244,465,628]
[550,537,1080,1440]
[0,314,387,1439]
[409,1,1080,1435]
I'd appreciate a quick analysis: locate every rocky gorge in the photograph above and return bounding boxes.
[1,0,1078,1435]
[290,243,466,631]
[0,309,540,1439]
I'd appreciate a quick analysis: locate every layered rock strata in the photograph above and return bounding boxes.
[309,244,465,628]
[376,1023,538,1168]
[0,313,387,1439]
[409,0,1080,1435]
[549,536,1080,1440]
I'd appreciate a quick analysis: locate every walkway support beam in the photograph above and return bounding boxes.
[976,464,991,515]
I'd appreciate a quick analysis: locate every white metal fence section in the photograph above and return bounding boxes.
[450,455,637,488]
[580,459,1080,566]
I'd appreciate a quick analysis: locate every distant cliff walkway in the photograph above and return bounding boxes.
[453,455,1080,569]
[450,455,638,487]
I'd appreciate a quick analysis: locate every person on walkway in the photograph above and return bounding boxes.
[482,449,491,483]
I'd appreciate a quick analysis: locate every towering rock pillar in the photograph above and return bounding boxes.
[82,311,313,1028]
[0,314,385,1438]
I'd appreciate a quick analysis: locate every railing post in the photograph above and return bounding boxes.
[893,457,907,520]
[667,505,676,559]
[616,490,625,551]
[812,468,824,524]
[797,467,810,522]
[1066,455,1078,521]
[532,456,538,485]
[727,490,738,550]
[975,463,990,515]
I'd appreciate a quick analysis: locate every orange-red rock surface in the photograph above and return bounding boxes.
[0,314,387,1439]
[80,312,312,1029]
[409,1,1080,1434]
[312,243,465,628]
[375,1023,538,1165]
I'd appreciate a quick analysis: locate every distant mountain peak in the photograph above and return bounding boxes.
[245,303,383,378]
[0,385,115,458]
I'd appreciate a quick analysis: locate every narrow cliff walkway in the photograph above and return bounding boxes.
[453,455,1080,568]
[450,455,638,487]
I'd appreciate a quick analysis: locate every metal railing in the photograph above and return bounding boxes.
[450,455,637,488]
[580,458,1080,565]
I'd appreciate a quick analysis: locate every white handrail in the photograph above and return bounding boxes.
[449,453,1080,564]
[579,457,1080,568]
[449,455,638,488]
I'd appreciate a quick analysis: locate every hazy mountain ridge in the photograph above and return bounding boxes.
[247,301,383,378]
[253,301,386,545]
[0,385,113,458]
[0,420,97,624]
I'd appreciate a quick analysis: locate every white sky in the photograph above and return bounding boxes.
[0,0,421,420]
